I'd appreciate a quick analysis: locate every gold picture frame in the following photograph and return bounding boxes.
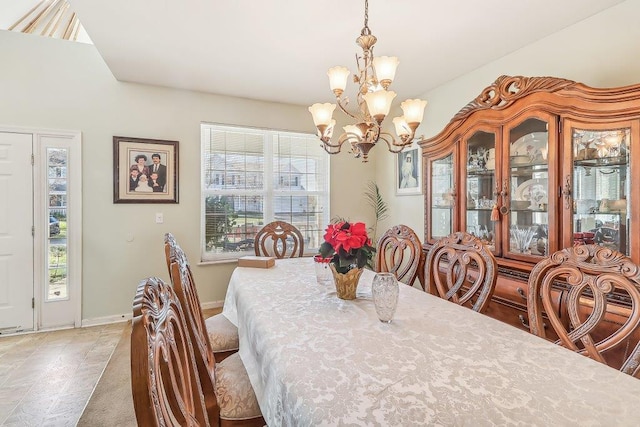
[113,136,179,203]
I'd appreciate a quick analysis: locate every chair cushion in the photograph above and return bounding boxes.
[206,313,239,353]
[215,353,262,420]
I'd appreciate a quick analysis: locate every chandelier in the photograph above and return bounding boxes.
[308,0,427,162]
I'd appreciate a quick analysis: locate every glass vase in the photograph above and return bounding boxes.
[313,255,333,286]
[371,273,399,323]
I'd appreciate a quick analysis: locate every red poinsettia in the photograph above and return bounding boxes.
[319,221,375,273]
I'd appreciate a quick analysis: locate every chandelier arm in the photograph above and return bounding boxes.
[378,131,414,153]
[319,132,355,155]
[336,97,360,121]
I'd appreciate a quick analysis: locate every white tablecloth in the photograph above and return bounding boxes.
[223,257,640,426]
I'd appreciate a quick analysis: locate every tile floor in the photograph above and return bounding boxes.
[0,323,126,427]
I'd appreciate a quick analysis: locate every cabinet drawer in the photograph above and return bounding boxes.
[488,275,562,339]
[484,300,530,333]
[492,275,529,309]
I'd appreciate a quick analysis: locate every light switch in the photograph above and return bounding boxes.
[155,213,163,224]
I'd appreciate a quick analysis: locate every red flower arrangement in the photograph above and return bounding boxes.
[319,221,375,274]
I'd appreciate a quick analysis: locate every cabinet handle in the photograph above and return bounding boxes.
[519,314,547,330]
[499,179,509,215]
[493,181,501,201]
[500,179,509,198]
[516,287,526,300]
[562,174,572,209]
[518,314,530,330]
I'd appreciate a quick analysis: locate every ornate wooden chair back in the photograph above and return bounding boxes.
[527,245,640,377]
[425,231,498,313]
[376,224,425,289]
[131,277,219,427]
[164,232,177,276]
[165,233,239,363]
[254,221,304,258]
[164,233,218,396]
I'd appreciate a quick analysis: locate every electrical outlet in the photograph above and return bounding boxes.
[155,213,163,224]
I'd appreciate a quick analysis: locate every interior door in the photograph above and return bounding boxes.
[0,132,34,333]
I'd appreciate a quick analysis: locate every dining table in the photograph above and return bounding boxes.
[222,257,640,426]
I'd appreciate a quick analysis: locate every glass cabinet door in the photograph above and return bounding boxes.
[463,130,497,251]
[505,117,552,258]
[568,126,630,255]
[427,150,456,243]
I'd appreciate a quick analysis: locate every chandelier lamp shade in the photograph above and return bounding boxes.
[308,0,427,162]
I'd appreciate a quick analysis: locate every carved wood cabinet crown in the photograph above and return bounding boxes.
[419,76,640,368]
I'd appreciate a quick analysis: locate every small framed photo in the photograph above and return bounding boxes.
[396,143,422,196]
[113,136,179,203]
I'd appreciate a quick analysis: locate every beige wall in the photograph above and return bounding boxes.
[0,30,375,322]
[376,0,640,242]
[5,0,638,323]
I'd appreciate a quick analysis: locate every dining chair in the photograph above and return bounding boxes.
[254,220,304,258]
[169,252,265,426]
[132,277,264,427]
[165,233,239,362]
[527,245,640,377]
[131,277,216,426]
[376,224,425,289]
[424,231,498,313]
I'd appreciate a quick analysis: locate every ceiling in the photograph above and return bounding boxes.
[62,0,624,107]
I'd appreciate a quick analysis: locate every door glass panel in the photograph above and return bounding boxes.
[466,131,496,251]
[572,128,630,255]
[508,118,549,256]
[47,148,68,301]
[431,154,454,240]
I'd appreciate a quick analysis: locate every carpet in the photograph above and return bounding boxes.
[77,322,136,427]
[78,308,222,426]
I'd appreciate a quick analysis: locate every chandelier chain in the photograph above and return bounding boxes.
[362,0,371,36]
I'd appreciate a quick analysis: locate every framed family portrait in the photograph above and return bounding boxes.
[113,136,179,203]
[396,143,422,196]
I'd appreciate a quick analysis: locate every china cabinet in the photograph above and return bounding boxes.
[419,76,640,346]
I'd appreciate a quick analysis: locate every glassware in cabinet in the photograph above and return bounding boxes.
[571,128,630,255]
[506,118,550,257]
[429,153,455,242]
[464,130,496,251]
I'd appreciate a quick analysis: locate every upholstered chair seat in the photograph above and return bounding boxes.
[206,314,239,355]
[215,353,263,421]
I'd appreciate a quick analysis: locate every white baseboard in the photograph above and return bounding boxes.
[82,313,131,328]
[201,300,224,310]
[81,300,225,327]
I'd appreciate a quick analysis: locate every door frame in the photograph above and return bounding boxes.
[0,125,82,331]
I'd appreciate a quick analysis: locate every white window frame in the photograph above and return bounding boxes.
[200,123,330,262]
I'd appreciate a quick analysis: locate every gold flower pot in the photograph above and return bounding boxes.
[329,264,363,300]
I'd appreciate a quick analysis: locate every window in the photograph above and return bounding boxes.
[47,148,69,301]
[201,124,330,261]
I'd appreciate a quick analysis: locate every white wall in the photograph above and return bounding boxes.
[376,0,640,242]
[0,30,375,322]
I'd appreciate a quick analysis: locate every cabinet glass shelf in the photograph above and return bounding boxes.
[511,208,548,213]
[574,156,628,168]
[467,169,496,176]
